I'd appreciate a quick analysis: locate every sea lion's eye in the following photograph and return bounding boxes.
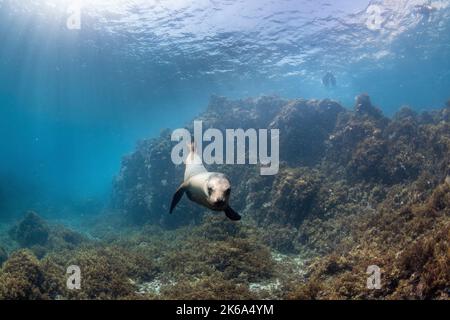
[208,187,213,195]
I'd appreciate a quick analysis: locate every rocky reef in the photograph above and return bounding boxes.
[7,211,88,259]
[0,249,65,300]
[9,211,50,247]
[0,214,286,300]
[110,94,450,299]
[0,94,449,300]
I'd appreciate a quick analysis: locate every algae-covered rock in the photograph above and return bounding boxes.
[202,238,274,282]
[113,94,450,225]
[53,245,160,300]
[270,99,345,166]
[49,225,87,250]
[192,215,245,241]
[109,94,450,300]
[0,246,7,266]
[0,250,64,300]
[248,167,322,227]
[160,215,275,285]
[354,93,384,119]
[261,224,299,253]
[112,96,345,227]
[112,131,197,228]
[65,248,137,300]
[9,211,50,247]
[160,273,256,300]
[286,181,450,300]
[7,211,87,257]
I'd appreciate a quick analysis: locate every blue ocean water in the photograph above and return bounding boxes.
[0,0,449,220]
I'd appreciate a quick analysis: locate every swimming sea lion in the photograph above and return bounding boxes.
[322,71,336,88]
[170,141,241,221]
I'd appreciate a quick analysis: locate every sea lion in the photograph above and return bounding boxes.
[322,71,336,88]
[170,141,241,221]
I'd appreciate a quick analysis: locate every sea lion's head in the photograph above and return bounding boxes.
[206,173,231,210]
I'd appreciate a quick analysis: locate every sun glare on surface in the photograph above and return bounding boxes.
[23,0,188,13]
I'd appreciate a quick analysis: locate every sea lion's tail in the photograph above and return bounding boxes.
[187,138,201,164]
[187,138,198,163]
[184,138,206,179]
[187,138,196,154]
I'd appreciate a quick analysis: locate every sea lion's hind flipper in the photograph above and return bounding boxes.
[188,138,196,153]
[224,206,241,221]
[170,184,186,214]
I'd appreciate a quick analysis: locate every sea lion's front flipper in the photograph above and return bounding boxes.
[224,206,241,221]
[170,184,186,214]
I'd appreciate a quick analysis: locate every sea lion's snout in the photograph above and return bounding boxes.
[214,198,226,208]
[209,191,229,208]
[207,174,231,209]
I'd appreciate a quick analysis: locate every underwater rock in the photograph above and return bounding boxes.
[441,99,450,122]
[112,130,200,228]
[394,224,450,299]
[63,247,145,299]
[51,226,86,248]
[287,181,450,300]
[354,93,384,120]
[113,95,345,227]
[326,96,388,180]
[112,96,294,228]
[159,215,275,286]
[393,106,418,122]
[256,167,321,227]
[110,94,450,300]
[326,98,445,185]
[203,238,274,282]
[7,212,88,259]
[192,215,244,241]
[261,224,299,254]
[0,246,7,266]
[0,250,64,300]
[270,99,345,166]
[160,273,256,300]
[113,94,450,229]
[348,136,387,181]
[9,211,50,247]
[202,95,287,130]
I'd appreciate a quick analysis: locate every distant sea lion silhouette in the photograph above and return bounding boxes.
[322,72,336,88]
[170,141,241,221]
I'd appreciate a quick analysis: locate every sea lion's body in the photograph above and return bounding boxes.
[170,142,241,221]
